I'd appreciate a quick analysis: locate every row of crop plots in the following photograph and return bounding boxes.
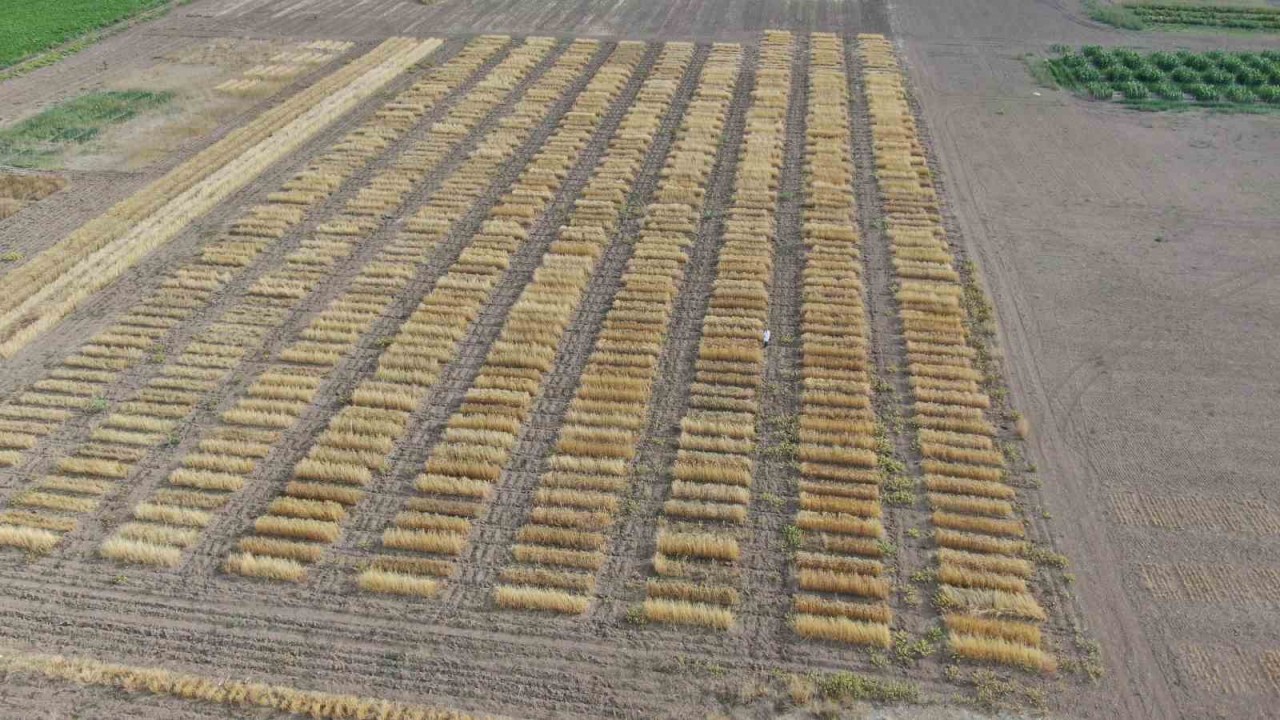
[786,33,893,648]
[859,34,1057,672]
[489,42,726,614]
[354,40,667,597]
[635,31,794,630]
[0,31,1069,679]
[0,37,446,478]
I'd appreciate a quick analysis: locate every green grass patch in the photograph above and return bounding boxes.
[1085,0,1148,29]
[0,90,174,167]
[0,0,172,70]
[1127,3,1280,31]
[1044,45,1280,111]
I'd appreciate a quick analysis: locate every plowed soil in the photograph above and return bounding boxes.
[0,1,1277,719]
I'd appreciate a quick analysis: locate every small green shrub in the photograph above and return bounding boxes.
[1170,66,1199,85]
[1150,52,1179,71]
[1075,65,1103,83]
[1222,85,1256,104]
[1134,64,1164,83]
[1152,82,1183,101]
[1201,68,1234,86]
[1117,81,1149,100]
[1236,69,1266,87]
[1256,86,1280,104]
[1085,82,1114,100]
[1104,65,1134,82]
[1186,83,1220,102]
[1183,54,1213,71]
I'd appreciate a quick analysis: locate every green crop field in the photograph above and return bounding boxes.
[1048,46,1280,108]
[0,90,173,167]
[0,0,171,69]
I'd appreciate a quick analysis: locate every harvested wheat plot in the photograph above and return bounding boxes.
[0,22,1104,718]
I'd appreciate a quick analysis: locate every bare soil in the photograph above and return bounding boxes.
[0,0,1277,719]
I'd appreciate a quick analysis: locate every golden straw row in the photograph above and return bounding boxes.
[641,30,793,632]
[0,37,442,358]
[360,41,673,599]
[785,33,892,649]
[220,39,616,584]
[859,34,1055,673]
[0,37,520,557]
[93,37,565,570]
[0,37,506,474]
[0,648,492,720]
[491,43,742,615]
[335,40,663,596]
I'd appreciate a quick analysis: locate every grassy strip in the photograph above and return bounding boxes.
[0,90,173,168]
[1129,3,1280,31]
[0,0,172,69]
[1084,0,1148,29]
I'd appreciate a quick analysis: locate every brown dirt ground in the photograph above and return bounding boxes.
[1,0,1277,718]
[894,0,1280,718]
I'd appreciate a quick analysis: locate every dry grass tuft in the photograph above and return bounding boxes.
[949,632,1057,673]
[643,598,734,630]
[657,530,739,561]
[99,538,182,567]
[224,552,305,582]
[792,614,891,647]
[494,585,589,614]
[358,568,440,597]
[0,524,60,552]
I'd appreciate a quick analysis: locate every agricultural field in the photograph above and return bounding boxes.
[1047,46,1280,106]
[0,0,1277,719]
[0,0,174,74]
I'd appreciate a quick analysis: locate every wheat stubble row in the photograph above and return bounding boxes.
[636,31,794,631]
[785,32,892,649]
